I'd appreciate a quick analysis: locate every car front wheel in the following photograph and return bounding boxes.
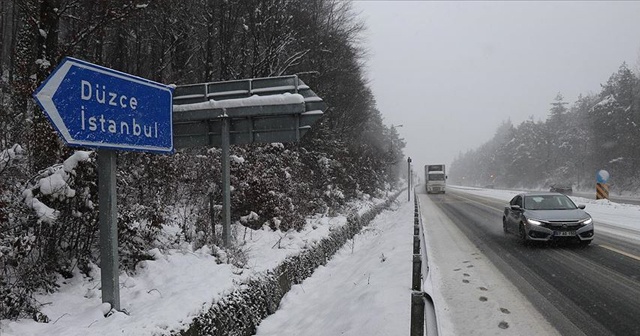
[519,223,529,244]
[502,217,508,234]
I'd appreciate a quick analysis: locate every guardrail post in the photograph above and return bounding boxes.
[410,292,425,336]
[412,254,421,291]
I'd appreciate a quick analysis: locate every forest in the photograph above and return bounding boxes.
[0,0,406,319]
[449,63,640,193]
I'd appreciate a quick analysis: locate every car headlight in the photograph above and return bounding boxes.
[527,218,542,225]
[581,217,593,225]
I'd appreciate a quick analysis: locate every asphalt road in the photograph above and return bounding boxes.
[425,189,640,336]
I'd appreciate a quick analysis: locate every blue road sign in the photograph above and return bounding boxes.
[596,169,610,183]
[33,57,173,153]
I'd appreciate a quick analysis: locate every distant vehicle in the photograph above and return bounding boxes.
[550,183,573,195]
[425,164,447,194]
[503,192,594,245]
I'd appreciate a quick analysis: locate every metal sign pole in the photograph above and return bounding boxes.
[221,113,231,247]
[408,157,412,202]
[97,149,120,311]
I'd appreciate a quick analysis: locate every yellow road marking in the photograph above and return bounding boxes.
[599,244,640,262]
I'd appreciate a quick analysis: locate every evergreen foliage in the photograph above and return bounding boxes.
[450,63,640,192]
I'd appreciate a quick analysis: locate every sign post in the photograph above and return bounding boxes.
[33,57,174,311]
[408,157,412,202]
[97,150,119,309]
[221,113,231,246]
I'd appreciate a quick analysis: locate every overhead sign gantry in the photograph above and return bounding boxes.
[172,75,325,147]
[172,75,326,247]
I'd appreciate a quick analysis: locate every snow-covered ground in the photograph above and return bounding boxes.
[254,186,640,336]
[2,186,639,336]
[0,196,384,336]
[254,199,413,336]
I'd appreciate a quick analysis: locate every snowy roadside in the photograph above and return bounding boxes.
[419,194,560,336]
[0,194,390,336]
[254,198,414,336]
[253,190,563,336]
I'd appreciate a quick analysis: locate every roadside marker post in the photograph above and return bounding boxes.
[596,170,610,200]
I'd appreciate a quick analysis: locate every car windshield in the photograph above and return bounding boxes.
[524,195,577,210]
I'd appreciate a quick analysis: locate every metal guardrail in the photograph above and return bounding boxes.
[411,189,439,336]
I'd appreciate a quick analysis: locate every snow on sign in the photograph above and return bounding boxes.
[33,57,174,153]
[597,169,610,183]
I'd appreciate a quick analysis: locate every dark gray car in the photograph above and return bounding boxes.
[503,192,594,245]
[549,183,573,196]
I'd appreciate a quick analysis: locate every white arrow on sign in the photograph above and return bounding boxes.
[35,60,76,142]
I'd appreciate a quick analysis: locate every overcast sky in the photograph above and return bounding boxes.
[352,1,640,172]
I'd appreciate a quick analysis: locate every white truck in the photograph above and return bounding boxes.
[425,164,447,194]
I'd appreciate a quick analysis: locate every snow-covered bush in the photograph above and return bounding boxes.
[116,151,210,265]
[230,144,310,231]
[298,147,348,215]
[117,203,165,270]
[0,144,24,174]
[1,150,97,320]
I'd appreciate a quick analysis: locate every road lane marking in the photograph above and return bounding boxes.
[446,192,504,214]
[599,244,640,262]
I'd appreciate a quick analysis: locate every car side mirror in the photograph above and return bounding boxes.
[510,204,521,211]
[578,204,586,209]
